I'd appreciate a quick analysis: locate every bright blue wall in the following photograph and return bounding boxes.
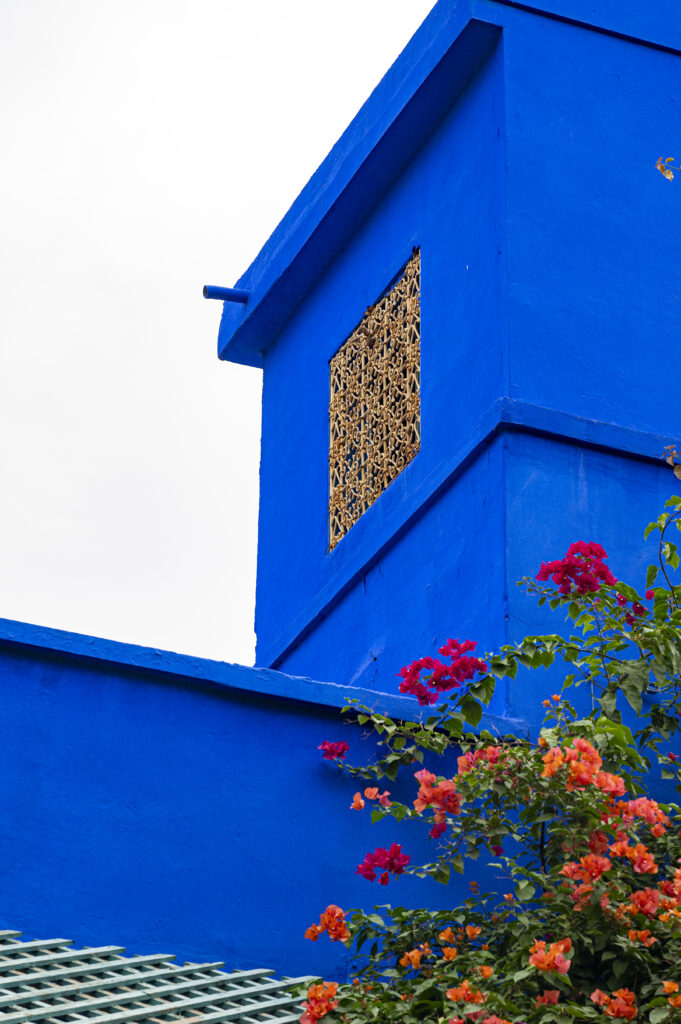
[256,39,506,677]
[0,621,489,982]
[248,1,680,715]
[500,6,681,437]
[503,435,680,735]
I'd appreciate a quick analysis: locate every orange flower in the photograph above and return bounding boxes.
[438,927,457,943]
[542,747,565,778]
[446,980,484,1003]
[536,990,560,1005]
[594,771,626,797]
[350,792,365,810]
[399,948,423,970]
[466,925,482,940]
[663,982,679,994]
[300,981,339,1024]
[592,989,637,1020]
[627,929,656,947]
[305,905,350,943]
[529,938,572,974]
[478,965,493,979]
[630,843,658,875]
[442,946,458,961]
[364,786,391,807]
[606,989,637,1020]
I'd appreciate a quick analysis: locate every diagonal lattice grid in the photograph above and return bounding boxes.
[0,930,312,1023]
[329,249,421,549]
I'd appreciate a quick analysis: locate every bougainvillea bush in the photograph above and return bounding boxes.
[299,456,681,1024]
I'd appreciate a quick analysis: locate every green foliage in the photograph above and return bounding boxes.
[301,481,681,1024]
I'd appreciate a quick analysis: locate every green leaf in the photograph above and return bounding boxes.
[644,522,658,540]
[515,880,536,901]
[460,696,483,728]
[617,659,650,715]
[649,1008,669,1024]
[646,564,659,589]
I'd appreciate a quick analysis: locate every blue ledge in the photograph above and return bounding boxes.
[0,617,525,734]
[216,0,680,368]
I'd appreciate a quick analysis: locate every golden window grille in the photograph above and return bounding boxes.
[329,249,421,549]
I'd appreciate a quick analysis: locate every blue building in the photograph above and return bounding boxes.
[0,0,679,989]
[216,0,681,739]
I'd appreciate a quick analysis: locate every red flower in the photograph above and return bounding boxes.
[398,641,487,705]
[536,541,616,595]
[356,843,410,883]
[318,741,348,760]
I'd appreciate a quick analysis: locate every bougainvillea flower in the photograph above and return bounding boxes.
[305,905,349,943]
[300,982,339,1024]
[605,989,637,1020]
[536,541,616,595]
[446,980,484,1003]
[318,741,348,760]
[529,938,572,973]
[356,843,410,883]
[399,948,424,970]
[398,640,487,705]
[627,928,656,946]
[536,990,560,1005]
[350,792,364,810]
[363,786,392,807]
[628,887,660,918]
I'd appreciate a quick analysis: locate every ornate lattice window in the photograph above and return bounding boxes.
[328,249,421,549]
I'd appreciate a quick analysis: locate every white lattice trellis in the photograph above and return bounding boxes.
[0,931,312,1022]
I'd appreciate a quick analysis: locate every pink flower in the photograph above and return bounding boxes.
[356,843,410,883]
[536,541,616,596]
[318,741,349,760]
[645,589,655,600]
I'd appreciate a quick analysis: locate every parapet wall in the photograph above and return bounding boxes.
[0,619,472,981]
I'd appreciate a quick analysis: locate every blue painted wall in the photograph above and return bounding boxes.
[0,621,500,981]
[213,1,681,729]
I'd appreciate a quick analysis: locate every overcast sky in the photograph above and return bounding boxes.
[0,0,436,665]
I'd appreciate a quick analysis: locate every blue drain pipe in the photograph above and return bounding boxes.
[203,285,250,304]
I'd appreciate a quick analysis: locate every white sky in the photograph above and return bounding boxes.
[0,0,436,665]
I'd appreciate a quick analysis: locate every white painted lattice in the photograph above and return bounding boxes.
[0,931,312,1022]
[329,250,421,549]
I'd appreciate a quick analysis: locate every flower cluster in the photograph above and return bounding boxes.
[528,937,572,974]
[398,639,487,706]
[304,904,349,943]
[536,540,616,595]
[318,740,348,760]
[457,744,504,776]
[356,843,410,884]
[300,982,339,1024]
[590,987,637,1020]
[413,768,462,838]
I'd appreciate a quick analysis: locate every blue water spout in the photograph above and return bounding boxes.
[203,285,250,304]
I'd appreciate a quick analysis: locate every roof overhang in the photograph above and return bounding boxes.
[216,0,681,367]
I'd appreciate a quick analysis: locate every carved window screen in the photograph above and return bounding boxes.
[328,249,421,550]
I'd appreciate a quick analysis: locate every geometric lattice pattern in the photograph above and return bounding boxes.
[0,930,312,1022]
[328,249,421,549]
